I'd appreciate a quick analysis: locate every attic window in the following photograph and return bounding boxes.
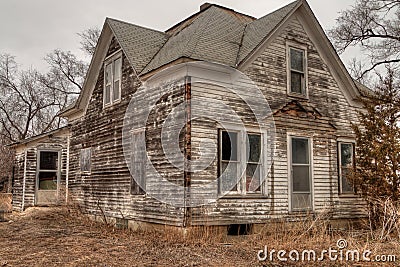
[288,46,307,97]
[104,53,122,107]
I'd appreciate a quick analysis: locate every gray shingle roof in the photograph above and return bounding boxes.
[107,1,300,75]
[237,1,300,64]
[141,6,254,74]
[107,18,169,73]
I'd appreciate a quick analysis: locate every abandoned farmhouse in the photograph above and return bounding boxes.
[11,0,368,230]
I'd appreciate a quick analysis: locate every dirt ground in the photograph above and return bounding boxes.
[0,207,399,266]
[0,207,258,267]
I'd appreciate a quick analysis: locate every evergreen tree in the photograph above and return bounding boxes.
[352,68,400,227]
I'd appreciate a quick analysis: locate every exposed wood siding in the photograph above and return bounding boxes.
[189,16,366,225]
[68,37,185,226]
[12,135,68,211]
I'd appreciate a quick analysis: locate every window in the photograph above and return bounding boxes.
[290,137,312,211]
[338,142,355,194]
[219,129,264,195]
[246,134,262,192]
[80,148,92,173]
[220,131,239,192]
[104,54,122,107]
[37,151,59,190]
[288,47,307,96]
[131,130,146,195]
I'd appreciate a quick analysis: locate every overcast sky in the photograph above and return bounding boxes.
[0,0,355,71]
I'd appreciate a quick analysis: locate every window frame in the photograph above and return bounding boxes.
[36,149,61,191]
[288,134,313,212]
[103,51,122,108]
[218,126,267,196]
[80,147,92,174]
[287,43,308,98]
[130,129,146,195]
[338,141,356,195]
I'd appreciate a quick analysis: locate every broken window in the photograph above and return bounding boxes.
[289,47,306,95]
[338,142,355,194]
[104,53,122,107]
[220,131,239,192]
[219,129,264,195]
[37,151,59,190]
[80,148,92,173]
[290,137,312,211]
[246,134,261,192]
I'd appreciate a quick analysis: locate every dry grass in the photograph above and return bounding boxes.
[0,206,399,266]
[0,193,12,212]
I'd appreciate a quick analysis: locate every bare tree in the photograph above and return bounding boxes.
[330,0,400,80]
[0,26,100,187]
[0,54,67,142]
[78,27,101,56]
[41,27,100,102]
[43,49,87,99]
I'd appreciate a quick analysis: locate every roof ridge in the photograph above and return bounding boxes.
[256,0,300,21]
[165,3,255,35]
[235,23,249,66]
[106,17,168,36]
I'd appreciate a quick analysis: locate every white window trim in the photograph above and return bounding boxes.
[219,125,268,196]
[287,133,314,212]
[36,149,61,191]
[286,42,308,98]
[338,141,356,195]
[103,51,122,108]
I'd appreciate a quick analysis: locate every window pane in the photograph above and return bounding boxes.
[247,134,261,163]
[105,85,111,104]
[39,151,58,170]
[38,172,57,190]
[292,138,309,164]
[341,143,353,167]
[221,162,238,192]
[291,72,304,94]
[131,131,146,193]
[291,193,311,210]
[292,165,310,192]
[113,80,120,101]
[80,148,91,172]
[246,163,261,192]
[105,63,112,85]
[341,167,354,193]
[290,48,304,72]
[222,131,237,161]
[114,57,122,80]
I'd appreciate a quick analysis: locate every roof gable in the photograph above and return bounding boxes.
[61,0,365,119]
[237,1,300,64]
[107,18,168,74]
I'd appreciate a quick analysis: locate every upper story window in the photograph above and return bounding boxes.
[288,46,307,97]
[338,142,355,194]
[104,53,122,107]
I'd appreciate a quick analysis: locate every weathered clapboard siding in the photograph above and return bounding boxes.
[67,37,186,226]
[189,15,366,225]
[12,132,69,211]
